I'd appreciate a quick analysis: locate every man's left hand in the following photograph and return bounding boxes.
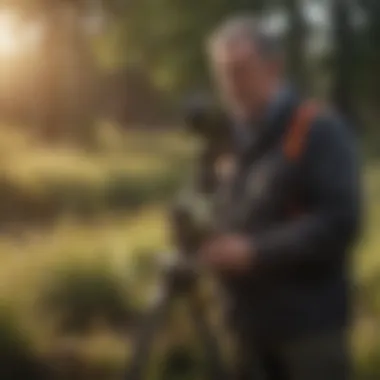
[199,234,254,274]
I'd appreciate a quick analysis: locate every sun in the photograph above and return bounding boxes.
[0,11,21,57]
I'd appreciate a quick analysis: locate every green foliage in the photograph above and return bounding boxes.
[111,0,265,96]
[355,0,380,107]
[160,344,200,380]
[0,128,377,379]
[39,260,134,335]
[0,309,48,379]
[0,128,191,227]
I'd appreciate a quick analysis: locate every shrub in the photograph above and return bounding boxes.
[0,128,193,228]
[159,344,200,380]
[0,157,187,228]
[38,260,135,335]
[0,308,48,379]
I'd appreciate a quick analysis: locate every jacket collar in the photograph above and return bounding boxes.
[239,85,300,165]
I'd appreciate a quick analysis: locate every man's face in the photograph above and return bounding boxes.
[210,38,274,120]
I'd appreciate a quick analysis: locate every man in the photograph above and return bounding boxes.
[199,15,361,380]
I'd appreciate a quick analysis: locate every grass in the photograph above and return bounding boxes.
[0,124,198,229]
[0,125,377,378]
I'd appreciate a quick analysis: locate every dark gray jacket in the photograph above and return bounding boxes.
[221,90,361,343]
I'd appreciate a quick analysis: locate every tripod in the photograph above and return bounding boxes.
[125,254,230,380]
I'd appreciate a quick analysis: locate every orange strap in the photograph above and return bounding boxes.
[283,101,320,162]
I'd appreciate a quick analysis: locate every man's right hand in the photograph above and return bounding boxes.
[199,233,255,275]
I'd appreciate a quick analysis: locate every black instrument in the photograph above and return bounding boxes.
[124,95,234,380]
[124,255,229,380]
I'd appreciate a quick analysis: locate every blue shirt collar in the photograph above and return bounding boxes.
[265,83,291,125]
[234,83,293,151]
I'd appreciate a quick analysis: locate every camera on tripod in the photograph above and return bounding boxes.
[182,95,233,152]
[170,95,234,256]
[125,95,232,380]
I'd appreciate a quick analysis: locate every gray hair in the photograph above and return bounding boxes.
[207,14,284,60]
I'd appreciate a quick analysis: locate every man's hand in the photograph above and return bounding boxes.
[199,234,254,274]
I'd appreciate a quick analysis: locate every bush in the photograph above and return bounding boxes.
[0,128,193,229]
[105,166,186,212]
[42,334,128,380]
[0,308,49,379]
[356,345,380,380]
[0,156,187,229]
[159,344,200,380]
[38,260,135,335]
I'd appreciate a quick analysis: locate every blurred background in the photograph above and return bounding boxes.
[0,0,377,379]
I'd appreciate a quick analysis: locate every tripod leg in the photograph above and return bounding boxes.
[188,291,230,380]
[125,288,173,380]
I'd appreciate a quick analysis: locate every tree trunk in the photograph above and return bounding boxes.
[61,3,98,148]
[39,4,65,142]
[287,0,308,92]
[331,0,357,128]
[37,2,99,146]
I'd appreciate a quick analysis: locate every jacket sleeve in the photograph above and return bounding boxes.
[253,112,361,269]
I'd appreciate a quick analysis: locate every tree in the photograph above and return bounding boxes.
[331,0,357,127]
[15,0,103,144]
[109,0,267,98]
[354,0,380,114]
[286,0,308,91]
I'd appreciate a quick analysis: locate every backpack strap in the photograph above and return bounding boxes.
[283,101,321,218]
[283,100,320,162]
